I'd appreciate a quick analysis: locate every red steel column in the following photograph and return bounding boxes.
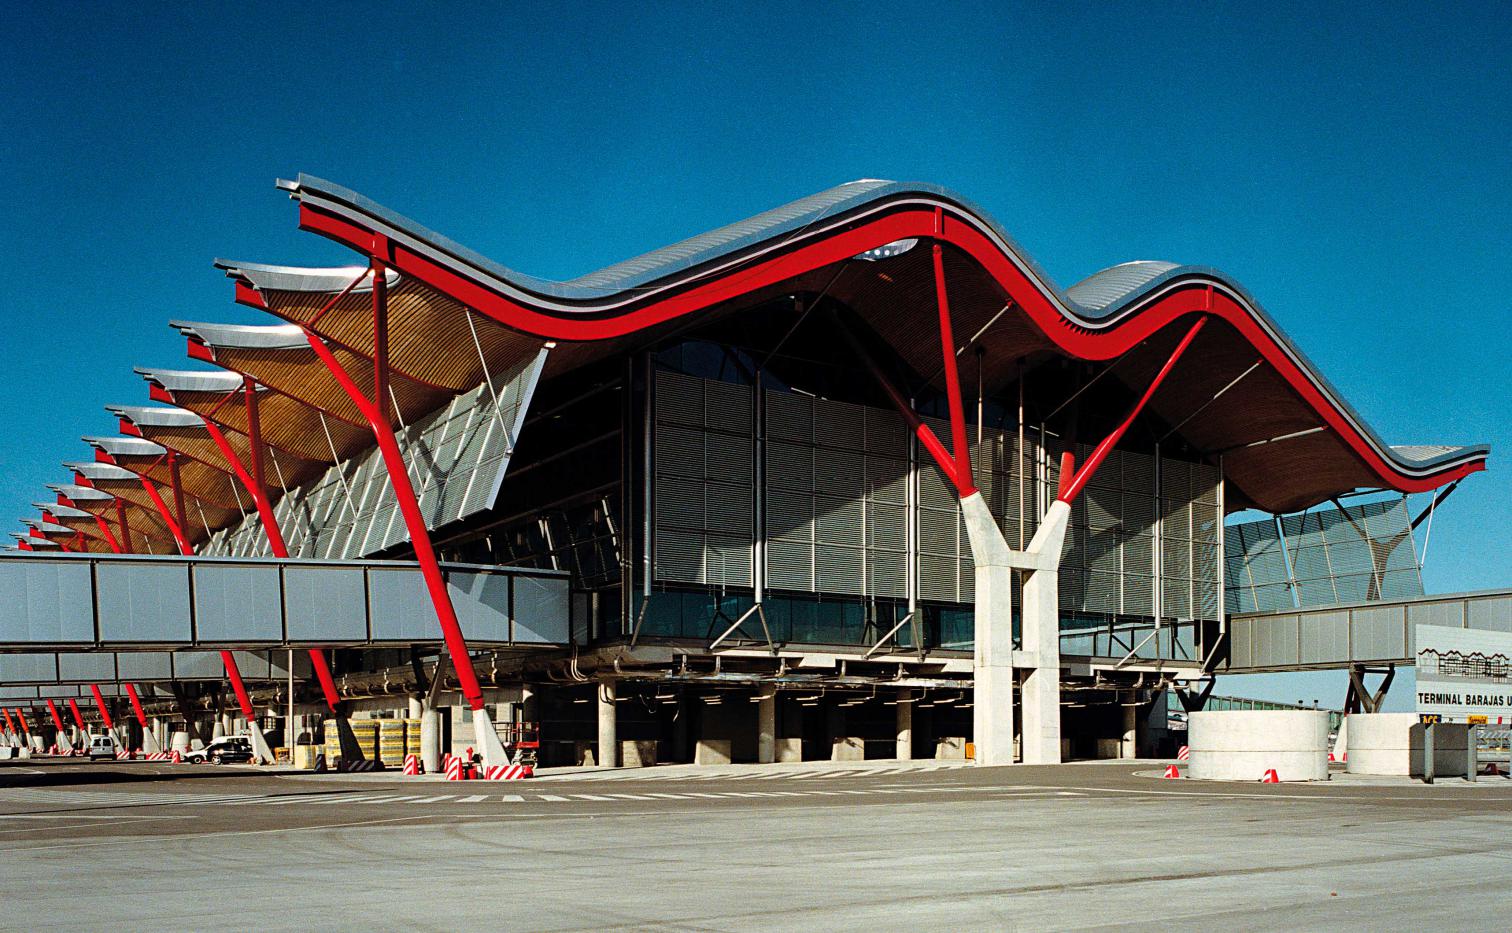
[45,699,67,735]
[15,708,29,734]
[2,709,15,735]
[301,259,487,711]
[220,652,258,726]
[114,498,134,552]
[93,515,123,553]
[89,684,115,732]
[1058,316,1209,505]
[138,476,191,555]
[124,683,150,731]
[200,396,340,712]
[931,243,974,495]
[67,698,87,731]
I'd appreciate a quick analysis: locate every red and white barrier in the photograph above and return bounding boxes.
[403,754,420,776]
[1176,745,1189,761]
[484,764,533,781]
[169,750,182,764]
[1161,764,1181,779]
[145,751,170,761]
[1261,769,1280,783]
[445,755,465,781]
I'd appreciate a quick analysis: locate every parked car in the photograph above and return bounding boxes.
[87,734,118,760]
[181,736,254,765]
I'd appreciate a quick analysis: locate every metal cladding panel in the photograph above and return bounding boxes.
[1467,596,1512,632]
[1405,599,1465,630]
[192,564,283,642]
[653,371,755,587]
[1299,610,1350,664]
[1250,614,1299,668]
[1350,604,1407,660]
[115,652,175,681]
[512,574,570,643]
[0,654,59,682]
[95,562,192,642]
[171,651,228,679]
[282,566,369,642]
[58,653,116,681]
[447,571,512,642]
[0,559,93,643]
[1227,617,1253,668]
[367,567,442,640]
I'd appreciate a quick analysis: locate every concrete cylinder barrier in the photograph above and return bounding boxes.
[1344,713,1418,775]
[1187,710,1329,782]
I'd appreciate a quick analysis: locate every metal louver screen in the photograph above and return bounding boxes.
[764,390,911,599]
[652,371,754,587]
[1225,497,1424,612]
[201,348,547,560]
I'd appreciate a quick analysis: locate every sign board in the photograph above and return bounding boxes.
[1415,624,1512,723]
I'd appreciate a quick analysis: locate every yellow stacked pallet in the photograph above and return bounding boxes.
[350,720,379,762]
[378,720,407,767]
[404,718,422,758]
[322,721,341,763]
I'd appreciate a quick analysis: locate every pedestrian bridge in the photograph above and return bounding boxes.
[1223,587,1512,673]
[0,552,570,685]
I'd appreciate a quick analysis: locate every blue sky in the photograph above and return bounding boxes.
[2,3,1507,709]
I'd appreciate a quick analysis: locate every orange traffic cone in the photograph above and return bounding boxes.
[1327,751,1336,763]
[1261,769,1280,783]
[1162,764,1181,779]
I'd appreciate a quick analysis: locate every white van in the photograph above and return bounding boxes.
[87,734,118,761]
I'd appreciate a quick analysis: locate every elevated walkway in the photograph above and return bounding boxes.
[1225,587,1512,673]
[0,552,569,683]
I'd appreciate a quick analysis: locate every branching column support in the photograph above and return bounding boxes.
[93,515,123,553]
[136,452,276,762]
[843,242,1209,765]
[301,250,509,767]
[200,383,341,713]
[123,682,161,754]
[89,684,115,743]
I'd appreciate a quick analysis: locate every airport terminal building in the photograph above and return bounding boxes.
[0,178,1494,770]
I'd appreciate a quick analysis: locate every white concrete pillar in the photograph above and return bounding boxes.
[1122,702,1138,759]
[420,699,442,773]
[757,692,776,764]
[212,715,226,739]
[962,493,1017,767]
[1019,560,1062,764]
[407,696,422,719]
[896,688,914,760]
[597,681,618,768]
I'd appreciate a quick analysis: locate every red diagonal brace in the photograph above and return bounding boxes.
[67,698,87,731]
[836,317,977,497]
[2,708,14,734]
[1058,316,1209,505]
[932,243,974,493]
[221,652,257,725]
[94,514,123,553]
[301,259,488,712]
[90,684,115,731]
[45,699,66,735]
[115,498,134,552]
[14,708,29,733]
[124,683,150,729]
[138,475,192,555]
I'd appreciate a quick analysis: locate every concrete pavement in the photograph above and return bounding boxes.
[2,757,1509,930]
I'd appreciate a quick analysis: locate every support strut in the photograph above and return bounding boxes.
[300,255,507,766]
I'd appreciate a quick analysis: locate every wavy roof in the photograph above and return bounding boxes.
[275,174,1486,507]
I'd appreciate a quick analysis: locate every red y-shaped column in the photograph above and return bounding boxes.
[1056,316,1209,505]
[66,698,87,733]
[89,684,115,734]
[93,514,123,553]
[45,699,67,735]
[301,259,485,712]
[135,456,270,749]
[198,382,341,712]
